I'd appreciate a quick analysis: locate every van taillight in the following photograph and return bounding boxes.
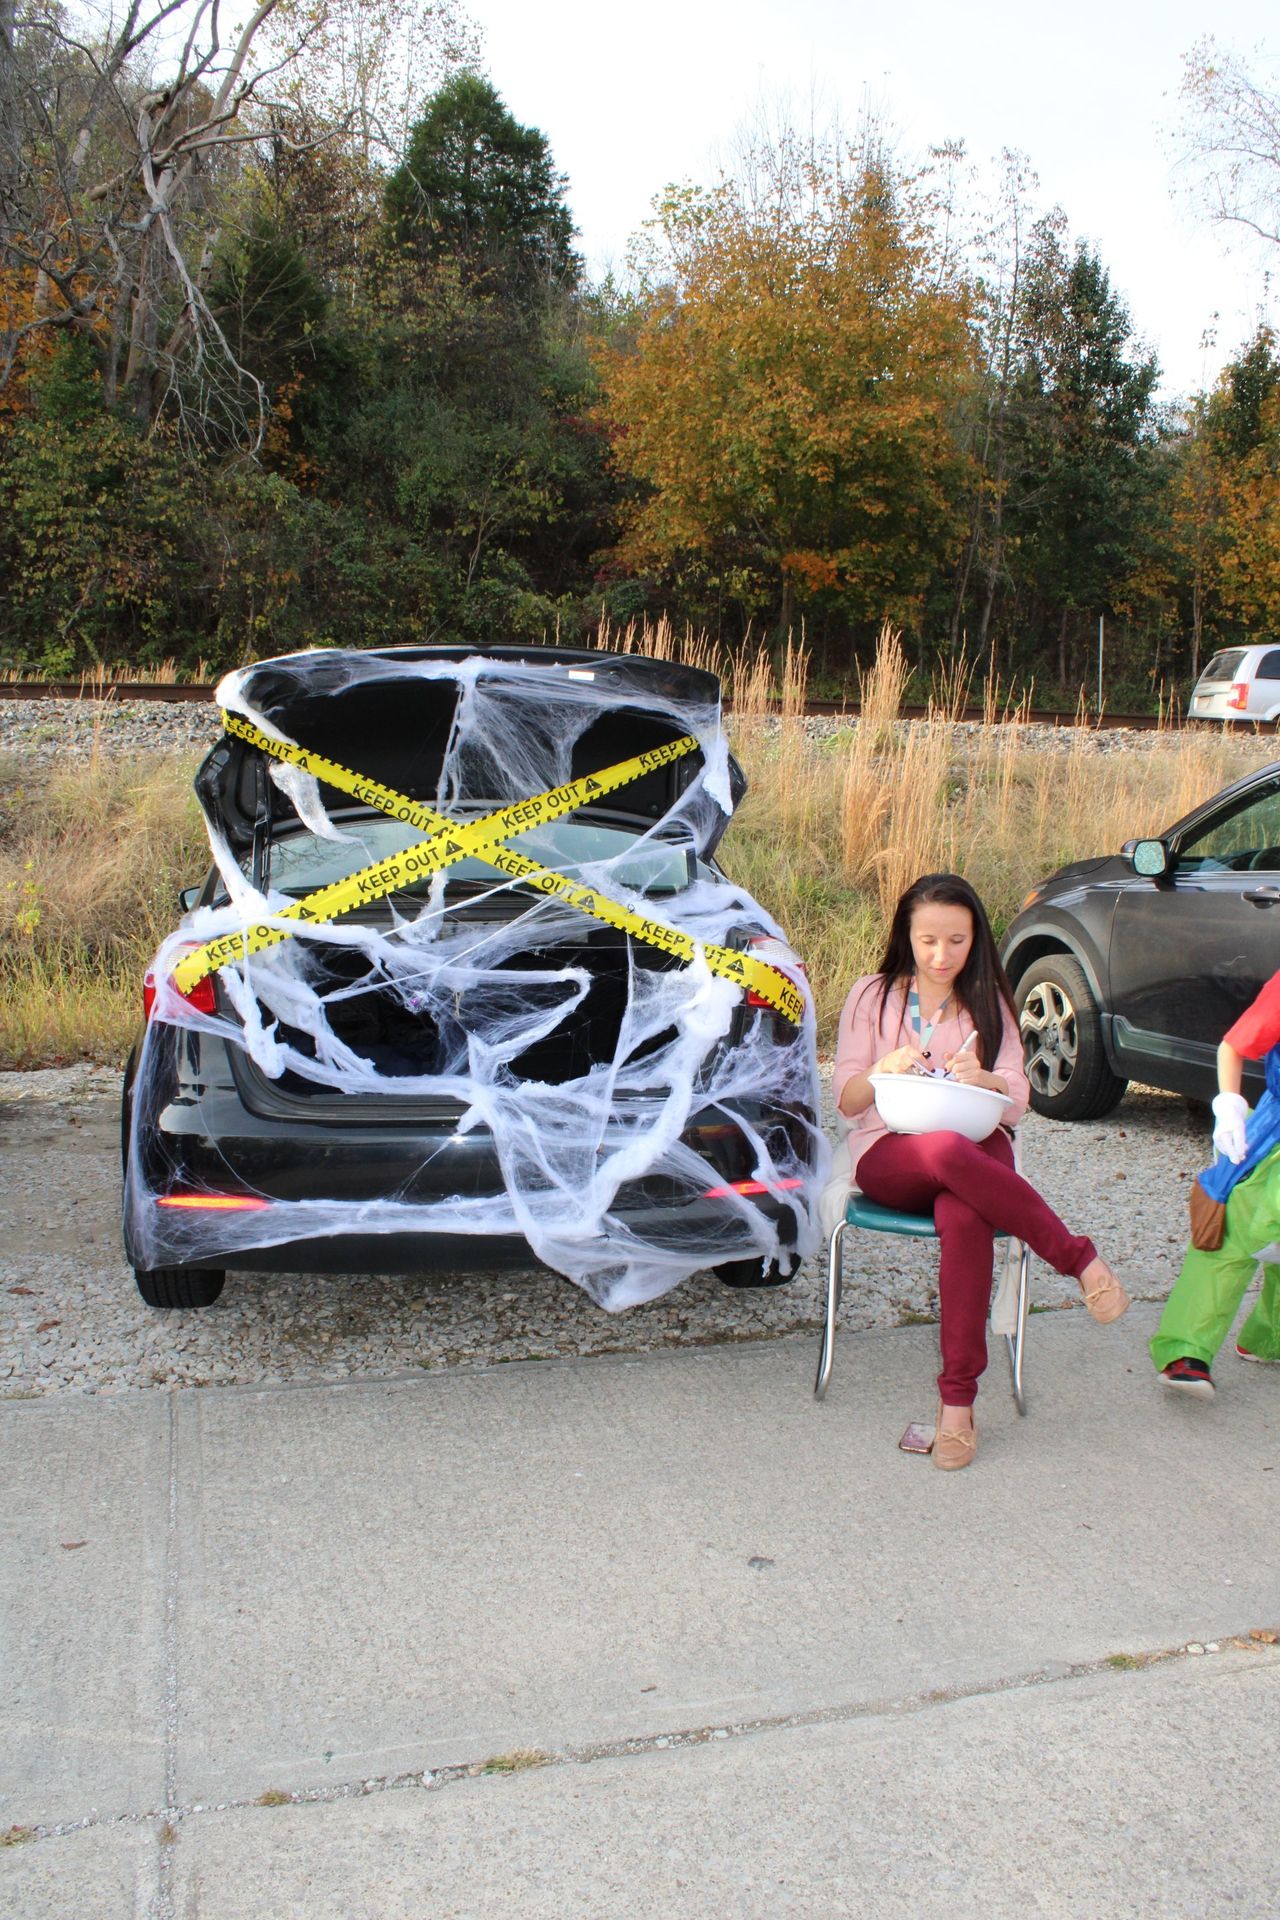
[143,956,217,1021]
[1228,681,1249,710]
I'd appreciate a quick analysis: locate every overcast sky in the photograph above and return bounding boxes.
[465,0,1277,402]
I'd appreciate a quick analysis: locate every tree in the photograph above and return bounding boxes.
[1179,39,1280,250]
[1206,327,1280,634]
[385,72,577,293]
[946,151,1046,661]
[0,0,475,444]
[993,232,1160,680]
[596,124,976,648]
[267,0,479,172]
[1,0,299,438]
[0,333,209,668]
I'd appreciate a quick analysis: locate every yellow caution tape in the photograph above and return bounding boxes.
[171,711,804,1025]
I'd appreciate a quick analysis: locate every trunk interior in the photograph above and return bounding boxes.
[256,929,684,1098]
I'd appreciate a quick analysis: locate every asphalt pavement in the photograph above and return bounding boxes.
[4,1300,1279,1919]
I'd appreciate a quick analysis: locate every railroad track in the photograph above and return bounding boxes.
[0,680,1206,729]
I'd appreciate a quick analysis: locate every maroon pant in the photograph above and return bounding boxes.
[857,1128,1096,1406]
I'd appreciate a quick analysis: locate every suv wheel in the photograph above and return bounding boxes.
[134,1266,226,1309]
[1015,956,1127,1121]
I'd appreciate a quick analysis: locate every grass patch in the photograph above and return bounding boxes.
[256,1788,292,1806]
[1,1826,35,1846]
[477,1749,550,1775]
[1105,1653,1143,1671]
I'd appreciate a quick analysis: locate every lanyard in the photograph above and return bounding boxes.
[907,980,952,1054]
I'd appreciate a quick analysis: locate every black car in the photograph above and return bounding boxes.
[1001,759,1280,1119]
[122,645,822,1312]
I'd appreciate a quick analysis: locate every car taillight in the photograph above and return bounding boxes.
[143,950,217,1021]
[743,935,807,1009]
[1227,681,1249,711]
[156,1193,269,1211]
[703,1176,806,1199]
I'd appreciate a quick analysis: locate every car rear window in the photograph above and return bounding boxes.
[1257,649,1280,681]
[266,814,702,899]
[1196,650,1247,685]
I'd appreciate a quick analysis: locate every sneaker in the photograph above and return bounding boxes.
[1236,1344,1280,1364]
[1160,1357,1215,1398]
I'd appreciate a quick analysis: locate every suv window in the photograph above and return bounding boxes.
[1174,780,1280,874]
[1257,649,1280,681]
[1196,650,1247,684]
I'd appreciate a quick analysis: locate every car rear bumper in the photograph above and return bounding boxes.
[1189,694,1266,722]
[123,1036,817,1276]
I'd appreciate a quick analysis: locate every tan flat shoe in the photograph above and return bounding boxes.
[1080,1261,1131,1324]
[933,1399,977,1471]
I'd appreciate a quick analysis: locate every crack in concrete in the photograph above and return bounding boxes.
[20,1628,1278,1849]
[150,1391,180,1920]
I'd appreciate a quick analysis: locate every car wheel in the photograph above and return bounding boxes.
[134,1266,226,1309]
[1015,956,1127,1121]
[714,1254,798,1288]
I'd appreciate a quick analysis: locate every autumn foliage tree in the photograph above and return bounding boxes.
[596,128,977,648]
[1205,328,1280,634]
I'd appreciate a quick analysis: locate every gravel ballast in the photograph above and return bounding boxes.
[5,693,1279,771]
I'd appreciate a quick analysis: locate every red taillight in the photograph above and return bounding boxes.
[743,936,807,1010]
[144,951,217,1021]
[703,1176,805,1199]
[156,1194,270,1211]
[1227,681,1249,711]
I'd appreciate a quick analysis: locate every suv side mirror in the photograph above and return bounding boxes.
[1130,840,1170,880]
[178,885,202,912]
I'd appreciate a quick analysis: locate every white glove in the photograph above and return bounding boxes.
[1211,1091,1250,1164]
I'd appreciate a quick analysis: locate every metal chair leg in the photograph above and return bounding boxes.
[1004,1245,1030,1415]
[814,1222,845,1400]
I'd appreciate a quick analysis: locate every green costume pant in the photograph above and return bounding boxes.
[1151,1156,1280,1371]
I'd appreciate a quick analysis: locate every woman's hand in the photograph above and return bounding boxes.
[875,1045,929,1076]
[944,1046,985,1086]
[943,1047,1009,1096]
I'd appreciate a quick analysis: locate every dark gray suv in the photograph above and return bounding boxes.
[1001,761,1280,1119]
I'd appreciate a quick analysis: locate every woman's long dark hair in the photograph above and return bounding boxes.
[873,873,1017,1070]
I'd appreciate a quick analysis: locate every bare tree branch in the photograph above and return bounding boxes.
[1178,38,1280,255]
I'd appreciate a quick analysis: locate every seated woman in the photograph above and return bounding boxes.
[830,872,1130,1471]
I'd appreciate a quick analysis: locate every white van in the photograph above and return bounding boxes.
[1189,644,1280,723]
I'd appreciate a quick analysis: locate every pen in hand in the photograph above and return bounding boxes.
[945,1029,978,1079]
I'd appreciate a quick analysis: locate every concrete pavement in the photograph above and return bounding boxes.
[4,1303,1279,1917]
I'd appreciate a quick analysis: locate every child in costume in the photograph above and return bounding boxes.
[1153,969,1280,1397]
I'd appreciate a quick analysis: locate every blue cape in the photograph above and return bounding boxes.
[1199,1040,1280,1203]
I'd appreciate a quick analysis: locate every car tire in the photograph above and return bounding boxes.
[134,1266,226,1309]
[714,1254,798,1288]
[1015,956,1127,1121]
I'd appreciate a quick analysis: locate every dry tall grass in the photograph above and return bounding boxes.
[0,754,206,1064]
[1,624,1273,1065]
[718,626,1276,1037]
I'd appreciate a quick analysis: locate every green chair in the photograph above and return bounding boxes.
[814,1191,1030,1410]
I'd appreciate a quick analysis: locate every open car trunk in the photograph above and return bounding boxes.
[235,922,686,1106]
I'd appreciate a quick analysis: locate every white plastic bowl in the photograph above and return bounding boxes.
[869,1072,1012,1143]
